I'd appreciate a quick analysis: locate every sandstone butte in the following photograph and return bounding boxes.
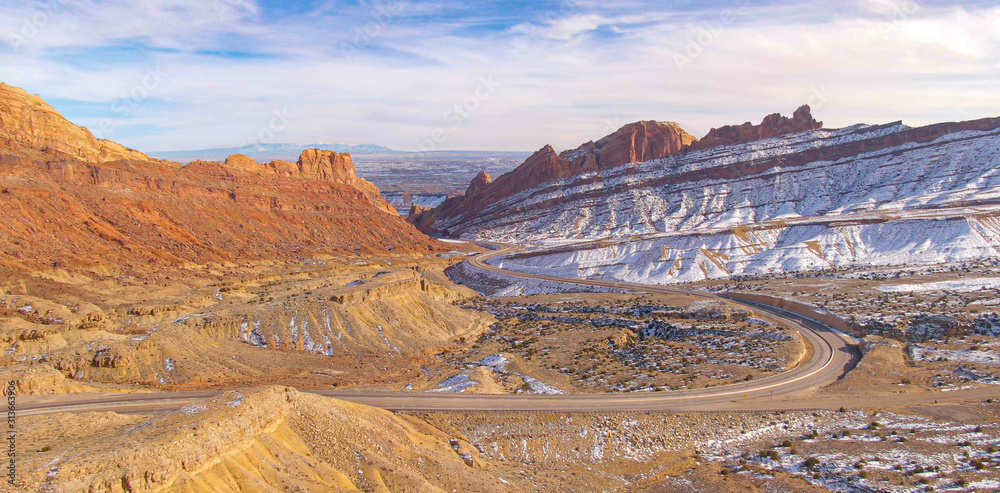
[0,82,441,278]
[408,106,820,235]
[215,151,393,214]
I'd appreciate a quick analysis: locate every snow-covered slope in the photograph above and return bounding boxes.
[493,212,1000,284]
[445,116,1000,283]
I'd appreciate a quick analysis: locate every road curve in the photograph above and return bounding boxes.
[20,244,860,416]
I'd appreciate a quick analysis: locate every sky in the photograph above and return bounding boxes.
[0,0,998,153]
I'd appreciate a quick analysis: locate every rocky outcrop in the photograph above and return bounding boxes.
[457,112,1000,283]
[0,365,101,395]
[489,145,572,203]
[467,170,493,196]
[353,176,396,214]
[266,159,300,177]
[0,82,155,163]
[0,82,397,213]
[223,153,265,173]
[0,84,435,276]
[410,121,696,235]
[687,105,822,152]
[297,148,358,185]
[17,388,510,492]
[563,121,696,170]
[215,149,396,213]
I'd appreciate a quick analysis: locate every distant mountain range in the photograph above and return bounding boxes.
[149,143,536,165]
[149,143,401,163]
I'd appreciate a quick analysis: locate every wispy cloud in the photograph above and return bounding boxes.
[0,0,997,153]
[509,13,656,40]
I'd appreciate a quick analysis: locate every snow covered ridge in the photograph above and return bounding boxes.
[441,118,1000,283]
[449,122,1000,240]
[491,212,1000,284]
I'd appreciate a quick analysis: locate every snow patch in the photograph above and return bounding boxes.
[878,277,1000,293]
[179,404,207,415]
[428,372,480,393]
[520,375,566,395]
[377,325,401,353]
[481,354,509,372]
[909,345,1000,366]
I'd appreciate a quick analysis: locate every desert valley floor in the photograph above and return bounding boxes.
[1,83,998,492]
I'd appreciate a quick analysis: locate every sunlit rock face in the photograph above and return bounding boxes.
[424,106,1000,283]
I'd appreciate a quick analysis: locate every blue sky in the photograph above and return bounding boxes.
[1,0,998,152]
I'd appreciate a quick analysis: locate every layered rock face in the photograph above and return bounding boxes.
[217,150,358,188]
[410,120,696,234]
[687,105,822,151]
[211,149,395,213]
[562,120,696,170]
[18,388,515,492]
[422,106,1000,283]
[0,83,154,163]
[223,153,266,173]
[466,170,493,196]
[0,83,433,276]
[297,148,357,184]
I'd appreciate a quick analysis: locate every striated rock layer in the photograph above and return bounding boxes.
[687,104,822,152]
[0,83,435,277]
[410,120,697,234]
[18,388,516,492]
[421,106,1000,283]
[205,150,395,213]
[0,83,155,164]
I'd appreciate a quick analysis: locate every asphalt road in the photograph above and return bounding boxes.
[20,244,863,416]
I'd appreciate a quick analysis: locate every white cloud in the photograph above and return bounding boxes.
[858,0,918,15]
[511,14,612,40]
[0,0,264,54]
[510,12,663,41]
[0,1,997,153]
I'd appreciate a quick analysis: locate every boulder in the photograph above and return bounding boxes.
[297,148,357,186]
[223,154,265,173]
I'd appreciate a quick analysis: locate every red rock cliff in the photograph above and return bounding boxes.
[0,83,155,164]
[409,120,696,235]
[0,83,435,277]
[687,105,823,152]
[562,121,696,171]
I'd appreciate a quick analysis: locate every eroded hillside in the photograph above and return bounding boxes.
[430,107,1000,283]
[0,83,493,395]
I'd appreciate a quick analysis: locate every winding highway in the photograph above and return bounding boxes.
[20,244,862,416]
